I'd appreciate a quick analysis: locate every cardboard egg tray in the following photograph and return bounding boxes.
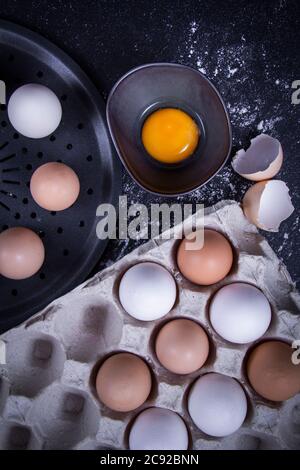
[0,200,299,450]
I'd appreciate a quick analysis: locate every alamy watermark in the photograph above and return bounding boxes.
[0,80,6,105]
[291,80,300,104]
[0,340,6,365]
[96,196,204,250]
[292,340,300,365]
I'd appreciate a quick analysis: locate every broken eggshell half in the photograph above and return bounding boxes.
[232,134,283,181]
[243,180,294,232]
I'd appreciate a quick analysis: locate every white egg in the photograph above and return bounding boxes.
[210,283,271,344]
[188,373,247,437]
[119,262,176,321]
[8,84,62,138]
[129,407,189,450]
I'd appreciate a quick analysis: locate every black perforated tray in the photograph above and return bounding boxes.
[0,20,121,332]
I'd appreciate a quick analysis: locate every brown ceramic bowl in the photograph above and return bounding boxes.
[107,63,232,196]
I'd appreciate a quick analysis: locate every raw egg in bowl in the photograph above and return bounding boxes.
[107,63,232,196]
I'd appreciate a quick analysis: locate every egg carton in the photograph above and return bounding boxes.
[0,200,299,451]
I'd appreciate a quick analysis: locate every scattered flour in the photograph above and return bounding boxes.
[175,21,291,137]
[102,20,299,287]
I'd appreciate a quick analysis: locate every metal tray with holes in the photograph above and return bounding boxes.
[0,20,121,332]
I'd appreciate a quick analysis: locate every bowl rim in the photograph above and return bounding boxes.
[106,62,232,197]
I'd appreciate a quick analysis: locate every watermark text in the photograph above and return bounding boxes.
[96,196,204,250]
[0,80,6,105]
[0,340,6,365]
[292,340,300,365]
[291,80,300,104]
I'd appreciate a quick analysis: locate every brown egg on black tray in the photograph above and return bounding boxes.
[0,227,45,280]
[0,19,120,335]
[30,162,80,211]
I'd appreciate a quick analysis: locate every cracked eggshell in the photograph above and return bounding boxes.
[243,180,294,232]
[232,134,283,181]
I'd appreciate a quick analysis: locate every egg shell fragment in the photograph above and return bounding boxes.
[232,134,283,181]
[243,180,294,232]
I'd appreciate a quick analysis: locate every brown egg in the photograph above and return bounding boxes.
[30,162,80,211]
[155,319,209,374]
[95,352,152,412]
[247,340,300,402]
[177,229,233,285]
[0,227,45,280]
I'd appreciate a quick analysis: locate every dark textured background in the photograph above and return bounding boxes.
[0,0,299,287]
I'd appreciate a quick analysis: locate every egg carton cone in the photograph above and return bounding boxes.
[0,200,299,450]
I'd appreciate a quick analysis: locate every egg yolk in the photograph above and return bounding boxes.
[142,108,200,164]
